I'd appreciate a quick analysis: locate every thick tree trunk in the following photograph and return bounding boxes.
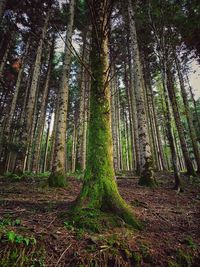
[166,64,195,176]
[127,0,155,186]
[49,0,75,186]
[75,0,139,228]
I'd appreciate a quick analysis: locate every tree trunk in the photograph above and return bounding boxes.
[162,72,181,190]
[16,11,50,172]
[32,41,54,173]
[49,0,75,187]
[5,39,30,135]
[166,64,195,176]
[175,57,200,174]
[127,0,155,186]
[75,0,140,228]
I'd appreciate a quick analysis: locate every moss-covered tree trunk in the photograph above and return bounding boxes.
[75,0,139,228]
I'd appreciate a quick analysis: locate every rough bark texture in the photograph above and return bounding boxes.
[75,0,140,228]
[166,64,195,176]
[127,0,155,186]
[49,0,75,187]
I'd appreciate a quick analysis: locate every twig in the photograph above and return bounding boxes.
[55,244,72,267]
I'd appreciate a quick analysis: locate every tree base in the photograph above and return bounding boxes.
[74,180,141,230]
[48,171,67,187]
[138,176,157,188]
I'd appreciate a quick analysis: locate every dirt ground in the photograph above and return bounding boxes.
[0,172,200,266]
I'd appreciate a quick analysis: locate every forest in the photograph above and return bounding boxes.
[0,0,200,266]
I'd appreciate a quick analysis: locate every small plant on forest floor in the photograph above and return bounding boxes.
[4,230,36,246]
[0,217,21,228]
[183,236,198,250]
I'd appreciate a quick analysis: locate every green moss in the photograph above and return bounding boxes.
[73,23,140,230]
[48,171,67,187]
[67,208,128,233]
[138,157,157,187]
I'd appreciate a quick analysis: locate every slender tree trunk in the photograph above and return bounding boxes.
[5,39,30,135]
[15,12,50,172]
[49,0,75,186]
[32,41,54,173]
[42,110,52,173]
[166,63,195,176]
[162,73,181,190]
[76,30,90,171]
[127,0,155,186]
[175,57,200,174]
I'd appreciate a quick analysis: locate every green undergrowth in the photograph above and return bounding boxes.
[67,170,85,181]
[48,171,68,187]
[2,171,50,182]
[0,217,45,267]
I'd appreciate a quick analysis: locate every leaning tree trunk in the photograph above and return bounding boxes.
[127,0,155,186]
[175,57,200,174]
[75,0,140,228]
[49,0,75,187]
[166,63,195,176]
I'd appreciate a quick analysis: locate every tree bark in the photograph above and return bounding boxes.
[49,0,75,186]
[127,0,155,186]
[32,41,54,173]
[175,57,200,174]
[166,63,195,176]
[75,0,140,228]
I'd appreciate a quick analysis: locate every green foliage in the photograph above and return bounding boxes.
[48,171,67,187]
[183,236,198,250]
[4,230,36,246]
[0,218,21,228]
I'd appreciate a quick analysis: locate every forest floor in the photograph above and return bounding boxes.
[0,172,200,267]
